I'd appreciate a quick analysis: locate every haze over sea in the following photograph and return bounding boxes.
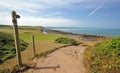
[46,27,120,37]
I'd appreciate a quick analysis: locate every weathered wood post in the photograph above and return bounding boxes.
[32,35,36,57]
[11,11,22,67]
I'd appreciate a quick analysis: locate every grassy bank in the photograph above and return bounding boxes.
[0,25,65,70]
[0,32,28,64]
[84,37,120,73]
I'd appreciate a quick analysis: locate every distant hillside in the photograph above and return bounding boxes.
[0,24,42,29]
[0,32,28,63]
[0,25,11,27]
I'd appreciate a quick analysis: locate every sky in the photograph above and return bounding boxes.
[0,0,120,28]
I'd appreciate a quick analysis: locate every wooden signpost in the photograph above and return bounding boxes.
[11,11,22,67]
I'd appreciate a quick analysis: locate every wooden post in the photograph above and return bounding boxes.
[11,11,22,67]
[32,35,36,57]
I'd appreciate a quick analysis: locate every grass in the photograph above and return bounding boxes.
[0,32,28,63]
[0,25,66,71]
[84,37,120,73]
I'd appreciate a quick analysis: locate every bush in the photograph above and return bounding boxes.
[0,32,14,46]
[84,37,120,73]
[55,37,79,45]
[20,40,28,51]
[0,32,28,64]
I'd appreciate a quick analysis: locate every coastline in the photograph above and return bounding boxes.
[44,28,107,41]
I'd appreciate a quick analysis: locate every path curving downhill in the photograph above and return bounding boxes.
[26,45,86,73]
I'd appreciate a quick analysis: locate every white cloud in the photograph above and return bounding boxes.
[0,0,106,12]
[0,0,120,27]
[18,16,79,27]
[0,0,119,14]
[0,0,47,13]
[0,12,11,25]
[0,12,79,27]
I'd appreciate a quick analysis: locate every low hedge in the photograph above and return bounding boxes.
[55,37,79,45]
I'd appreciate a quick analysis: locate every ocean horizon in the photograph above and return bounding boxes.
[45,27,120,37]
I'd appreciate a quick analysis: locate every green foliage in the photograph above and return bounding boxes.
[84,37,120,73]
[0,32,28,64]
[55,37,78,45]
[0,32,14,46]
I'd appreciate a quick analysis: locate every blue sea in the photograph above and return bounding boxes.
[45,27,120,37]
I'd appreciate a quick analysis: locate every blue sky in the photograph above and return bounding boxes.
[0,0,120,28]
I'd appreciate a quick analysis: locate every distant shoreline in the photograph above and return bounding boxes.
[44,28,107,41]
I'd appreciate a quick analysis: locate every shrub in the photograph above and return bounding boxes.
[84,37,120,73]
[0,32,14,46]
[55,37,79,45]
[0,32,28,63]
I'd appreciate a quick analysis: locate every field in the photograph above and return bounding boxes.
[0,25,65,70]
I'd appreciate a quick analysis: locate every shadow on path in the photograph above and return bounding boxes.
[29,65,60,71]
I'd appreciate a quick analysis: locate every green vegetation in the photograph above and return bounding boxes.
[0,32,28,63]
[84,37,120,73]
[55,37,79,45]
[0,25,65,72]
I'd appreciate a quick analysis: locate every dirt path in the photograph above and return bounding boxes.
[26,45,86,73]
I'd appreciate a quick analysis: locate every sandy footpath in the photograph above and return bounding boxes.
[25,45,86,73]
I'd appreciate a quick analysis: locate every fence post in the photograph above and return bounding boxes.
[11,11,22,67]
[32,35,36,57]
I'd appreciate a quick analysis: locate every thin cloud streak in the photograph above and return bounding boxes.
[88,0,106,16]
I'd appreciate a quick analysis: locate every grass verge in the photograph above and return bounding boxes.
[84,37,120,73]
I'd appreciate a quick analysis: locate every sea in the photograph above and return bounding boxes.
[45,27,120,37]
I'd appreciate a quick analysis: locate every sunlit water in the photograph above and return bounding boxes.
[46,27,120,37]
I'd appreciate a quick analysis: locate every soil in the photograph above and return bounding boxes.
[25,45,86,73]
